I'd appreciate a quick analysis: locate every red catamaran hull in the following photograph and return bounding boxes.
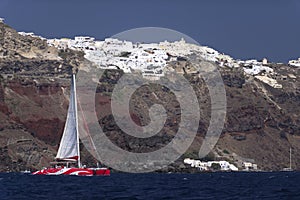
[32,167,110,176]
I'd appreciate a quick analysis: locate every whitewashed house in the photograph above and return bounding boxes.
[243,162,258,171]
[262,58,268,65]
[207,161,239,171]
[289,58,300,67]
[184,158,238,171]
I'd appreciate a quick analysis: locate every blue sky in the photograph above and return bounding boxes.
[0,0,299,62]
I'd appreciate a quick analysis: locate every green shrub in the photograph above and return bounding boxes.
[211,163,221,170]
[223,149,230,154]
[202,152,215,162]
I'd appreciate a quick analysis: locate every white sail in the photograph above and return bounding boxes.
[55,74,79,162]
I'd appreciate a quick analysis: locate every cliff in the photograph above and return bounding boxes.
[0,21,299,172]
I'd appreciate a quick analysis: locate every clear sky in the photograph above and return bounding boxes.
[0,0,299,62]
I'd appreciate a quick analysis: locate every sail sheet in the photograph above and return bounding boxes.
[55,76,79,161]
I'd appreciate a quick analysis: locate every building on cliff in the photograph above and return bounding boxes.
[289,58,300,67]
[184,158,239,171]
[44,35,292,84]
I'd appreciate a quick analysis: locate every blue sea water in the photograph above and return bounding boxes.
[0,172,299,199]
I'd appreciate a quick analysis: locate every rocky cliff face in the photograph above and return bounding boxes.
[0,21,81,171]
[0,21,299,172]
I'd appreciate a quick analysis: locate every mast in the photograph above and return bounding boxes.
[289,147,292,170]
[73,73,81,168]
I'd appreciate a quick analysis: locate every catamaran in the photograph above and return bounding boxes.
[32,74,110,176]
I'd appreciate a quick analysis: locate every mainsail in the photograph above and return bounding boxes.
[55,74,80,166]
[32,74,110,176]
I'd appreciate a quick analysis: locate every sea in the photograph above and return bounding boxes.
[0,172,299,199]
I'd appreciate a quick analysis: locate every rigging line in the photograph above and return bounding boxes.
[77,96,101,164]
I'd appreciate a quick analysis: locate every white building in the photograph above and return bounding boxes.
[83,40,168,79]
[243,162,258,171]
[74,36,95,42]
[44,34,291,83]
[207,161,239,171]
[289,58,300,67]
[184,158,239,171]
[184,158,208,171]
[18,31,46,40]
[243,65,273,75]
[101,38,133,56]
[262,58,268,65]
